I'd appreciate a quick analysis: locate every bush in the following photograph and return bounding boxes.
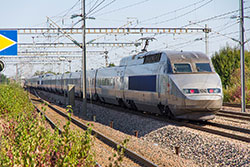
[223,68,250,104]
[0,84,129,166]
[0,84,96,166]
[0,83,34,115]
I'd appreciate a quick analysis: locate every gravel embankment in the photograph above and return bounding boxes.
[38,90,250,167]
[142,125,249,166]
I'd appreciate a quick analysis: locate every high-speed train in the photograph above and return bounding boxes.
[26,50,223,120]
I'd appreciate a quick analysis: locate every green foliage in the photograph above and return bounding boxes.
[212,46,250,104]
[0,74,9,84]
[34,70,45,76]
[108,63,115,67]
[108,138,129,167]
[0,84,130,166]
[223,67,250,104]
[0,83,34,115]
[211,46,240,88]
[211,46,250,88]
[33,70,56,76]
[0,84,96,166]
[46,71,57,75]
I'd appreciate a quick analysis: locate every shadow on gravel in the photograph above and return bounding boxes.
[33,90,183,138]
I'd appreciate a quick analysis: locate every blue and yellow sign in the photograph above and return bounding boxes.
[0,30,17,56]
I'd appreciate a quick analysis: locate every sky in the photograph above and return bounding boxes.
[0,0,250,78]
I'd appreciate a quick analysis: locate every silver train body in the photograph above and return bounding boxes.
[26,50,223,120]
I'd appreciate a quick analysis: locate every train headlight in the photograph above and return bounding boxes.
[183,89,199,94]
[207,88,221,93]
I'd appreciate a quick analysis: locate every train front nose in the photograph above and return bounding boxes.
[184,95,222,111]
[179,88,223,120]
[169,74,223,120]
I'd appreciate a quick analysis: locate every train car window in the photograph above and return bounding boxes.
[143,53,161,64]
[129,75,156,92]
[196,63,212,72]
[174,64,192,73]
[98,78,114,87]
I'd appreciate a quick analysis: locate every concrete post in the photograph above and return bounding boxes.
[67,84,75,107]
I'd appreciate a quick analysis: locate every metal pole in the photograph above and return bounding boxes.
[16,64,18,81]
[205,24,208,55]
[63,60,66,105]
[240,0,245,112]
[82,0,87,114]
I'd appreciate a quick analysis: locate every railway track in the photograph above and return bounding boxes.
[217,110,250,121]
[32,89,250,144]
[223,102,250,109]
[88,100,250,143]
[83,96,250,143]
[30,89,158,167]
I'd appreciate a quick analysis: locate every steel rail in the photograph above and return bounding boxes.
[223,102,250,109]
[183,122,250,143]
[217,110,250,121]
[30,99,62,134]
[219,109,250,117]
[31,89,158,167]
[204,122,250,135]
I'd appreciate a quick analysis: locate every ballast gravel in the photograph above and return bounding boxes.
[40,91,250,167]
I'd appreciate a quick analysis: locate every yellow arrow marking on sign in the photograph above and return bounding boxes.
[0,34,16,52]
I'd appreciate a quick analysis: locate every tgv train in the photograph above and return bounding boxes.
[26,50,223,120]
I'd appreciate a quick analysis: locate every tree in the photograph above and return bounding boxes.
[212,46,240,88]
[108,63,115,67]
[34,71,56,76]
[45,71,56,75]
[211,45,250,88]
[34,71,45,76]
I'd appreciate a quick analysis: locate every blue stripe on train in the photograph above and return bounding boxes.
[128,75,156,92]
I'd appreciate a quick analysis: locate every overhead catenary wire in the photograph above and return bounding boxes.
[88,0,117,16]
[87,0,101,15]
[143,0,213,25]
[182,6,250,27]
[140,0,208,23]
[94,0,150,17]
[86,0,106,16]
[62,0,81,18]
[51,0,81,19]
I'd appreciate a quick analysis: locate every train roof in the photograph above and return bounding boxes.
[164,50,209,62]
[119,50,210,66]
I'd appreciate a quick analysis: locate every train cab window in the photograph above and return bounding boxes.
[173,64,192,73]
[166,58,173,74]
[143,53,161,64]
[196,63,212,72]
